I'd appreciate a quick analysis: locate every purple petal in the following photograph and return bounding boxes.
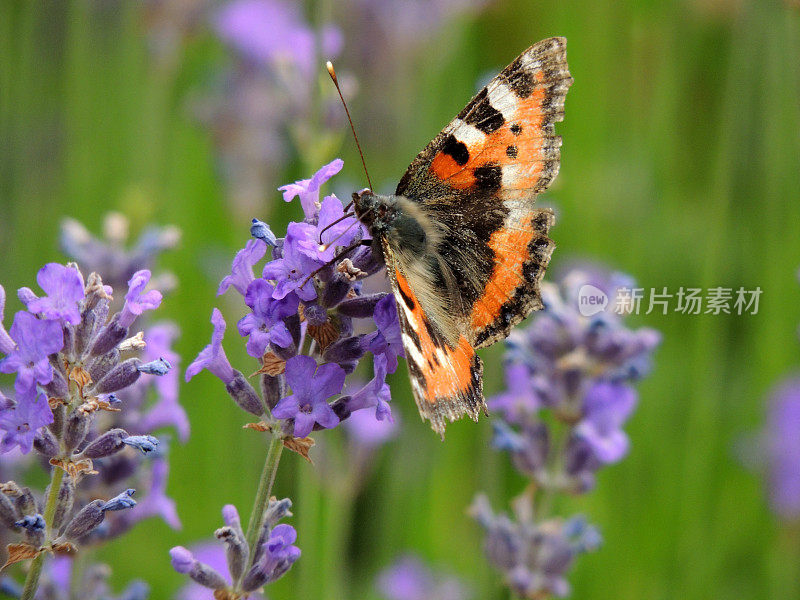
[218,239,267,296]
[313,362,346,400]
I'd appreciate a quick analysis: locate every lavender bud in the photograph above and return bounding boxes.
[52,476,75,530]
[15,487,36,516]
[61,325,76,358]
[87,348,120,383]
[33,427,59,458]
[264,498,292,530]
[91,358,142,394]
[0,493,20,529]
[260,374,285,411]
[222,504,242,530]
[323,335,365,365]
[64,500,105,540]
[102,488,136,511]
[48,403,66,437]
[170,546,195,573]
[337,292,389,318]
[351,245,383,275]
[122,435,159,454]
[303,302,328,326]
[251,219,277,246]
[285,313,301,347]
[170,546,229,590]
[321,273,351,308]
[241,564,269,591]
[17,514,46,547]
[64,409,92,452]
[90,313,128,357]
[137,357,171,376]
[215,525,249,582]
[41,369,69,400]
[82,428,129,459]
[83,273,111,312]
[225,371,265,416]
[75,301,109,356]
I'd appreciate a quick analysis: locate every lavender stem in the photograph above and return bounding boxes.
[242,432,285,578]
[21,465,65,600]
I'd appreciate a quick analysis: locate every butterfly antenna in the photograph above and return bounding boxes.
[327,61,374,191]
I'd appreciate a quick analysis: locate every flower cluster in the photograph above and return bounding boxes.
[0,258,180,596]
[60,213,180,305]
[176,159,400,597]
[472,266,660,598]
[171,501,298,599]
[376,555,471,600]
[187,158,398,438]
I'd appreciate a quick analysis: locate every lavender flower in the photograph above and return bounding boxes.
[0,243,183,599]
[279,159,344,220]
[488,269,661,490]
[118,271,163,328]
[214,0,341,78]
[272,355,344,437]
[197,1,346,217]
[19,263,85,325]
[170,501,298,597]
[0,310,63,396]
[362,293,404,374]
[470,495,600,599]
[238,279,299,356]
[217,238,268,296]
[178,161,405,600]
[60,213,180,300]
[261,222,327,302]
[185,309,236,385]
[186,159,396,439]
[473,266,660,597]
[0,385,53,454]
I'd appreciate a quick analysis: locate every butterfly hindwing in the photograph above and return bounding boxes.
[385,249,484,438]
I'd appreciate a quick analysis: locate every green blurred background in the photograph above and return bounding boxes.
[2,0,800,598]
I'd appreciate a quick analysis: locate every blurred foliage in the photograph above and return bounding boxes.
[1,0,800,599]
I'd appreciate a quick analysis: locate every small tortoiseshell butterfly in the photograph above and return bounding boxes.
[353,37,572,437]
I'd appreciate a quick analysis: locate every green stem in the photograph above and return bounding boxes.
[21,466,66,600]
[242,433,285,577]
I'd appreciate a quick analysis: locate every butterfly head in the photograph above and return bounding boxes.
[352,189,397,232]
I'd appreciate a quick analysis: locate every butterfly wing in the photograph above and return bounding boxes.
[384,245,484,438]
[396,37,571,348]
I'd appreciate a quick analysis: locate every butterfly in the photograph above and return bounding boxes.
[353,37,572,437]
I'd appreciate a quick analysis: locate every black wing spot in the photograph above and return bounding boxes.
[506,145,518,159]
[473,163,502,193]
[460,88,505,134]
[502,58,535,98]
[441,134,470,166]
[510,123,522,136]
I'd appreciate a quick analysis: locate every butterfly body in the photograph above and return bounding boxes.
[355,38,572,437]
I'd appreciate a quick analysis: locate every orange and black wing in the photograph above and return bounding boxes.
[386,254,484,439]
[396,37,571,348]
